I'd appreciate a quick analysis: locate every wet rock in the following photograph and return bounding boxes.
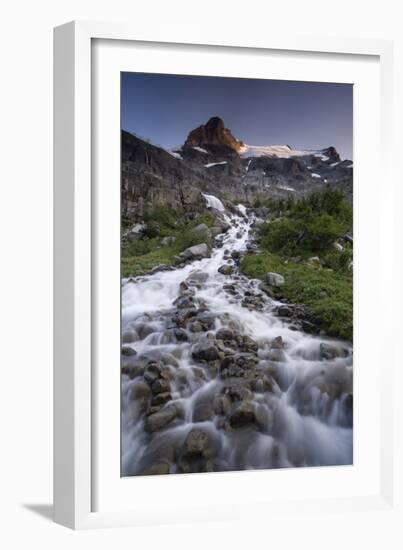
[258,281,274,298]
[194,312,215,330]
[145,405,178,433]
[134,322,156,340]
[185,271,209,286]
[182,428,211,458]
[173,308,198,327]
[271,336,284,349]
[179,243,210,261]
[144,361,163,384]
[220,353,259,378]
[265,272,285,287]
[129,381,151,401]
[121,365,145,379]
[191,341,220,362]
[218,264,233,275]
[276,305,293,317]
[174,328,188,342]
[151,392,172,407]
[188,320,204,333]
[141,462,171,475]
[301,319,320,334]
[216,327,235,341]
[213,393,232,415]
[229,402,258,428]
[240,335,259,353]
[222,383,252,402]
[231,250,241,260]
[122,329,138,343]
[174,295,195,309]
[320,343,349,361]
[121,346,137,356]
[151,378,171,395]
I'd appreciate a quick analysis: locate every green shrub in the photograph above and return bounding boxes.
[144,206,177,229]
[143,221,160,239]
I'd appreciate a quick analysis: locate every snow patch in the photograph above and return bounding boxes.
[204,161,228,168]
[312,173,321,178]
[168,151,183,160]
[192,146,209,154]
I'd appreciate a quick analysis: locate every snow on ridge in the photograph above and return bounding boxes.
[192,146,209,154]
[312,173,321,178]
[240,144,340,162]
[168,151,183,160]
[205,161,227,168]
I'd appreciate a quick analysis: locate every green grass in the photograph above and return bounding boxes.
[242,251,353,341]
[121,208,215,277]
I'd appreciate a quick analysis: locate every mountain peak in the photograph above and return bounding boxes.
[183,116,244,152]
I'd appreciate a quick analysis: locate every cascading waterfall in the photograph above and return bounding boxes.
[121,196,353,476]
[202,193,226,212]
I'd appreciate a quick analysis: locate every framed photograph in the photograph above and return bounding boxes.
[54,21,397,529]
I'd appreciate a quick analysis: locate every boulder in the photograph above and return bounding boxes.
[151,392,172,407]
[216,327,235,341]
[185,270,209,284]
[218,264,233,275]
[174,328,188,341]
[182,428,211,458]
[151,378,171,395]
[161,235,176,246]
[129,381,151,401]
[194,223,210,235]
[121,346,137,356]
[307,256,321,268]
[191,341,220,362]
[265,272,285,287]
[180,243,210,261]
[271,336,284,349]
[229,402,258,428]
[240,335,259,353]
[144,405,178,433]
[210,226,222,238]
[173,295,195,309]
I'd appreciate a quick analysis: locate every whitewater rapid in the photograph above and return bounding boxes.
[121,202,353,476]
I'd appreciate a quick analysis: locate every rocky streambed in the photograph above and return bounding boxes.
[121,201,353,476]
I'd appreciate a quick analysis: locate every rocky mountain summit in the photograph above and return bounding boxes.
[183,116,244,152]
[122,117,353,223]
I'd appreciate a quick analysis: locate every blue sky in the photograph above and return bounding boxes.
[121,72,353,160]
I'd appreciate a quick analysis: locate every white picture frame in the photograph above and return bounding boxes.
[54,20,399,530]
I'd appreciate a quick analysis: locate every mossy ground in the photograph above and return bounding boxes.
[121,209,214,277]
[242,250,352,341]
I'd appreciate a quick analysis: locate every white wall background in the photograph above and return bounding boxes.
[0,0,401,547]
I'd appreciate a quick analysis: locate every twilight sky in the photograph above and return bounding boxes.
[121,72,353,160]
